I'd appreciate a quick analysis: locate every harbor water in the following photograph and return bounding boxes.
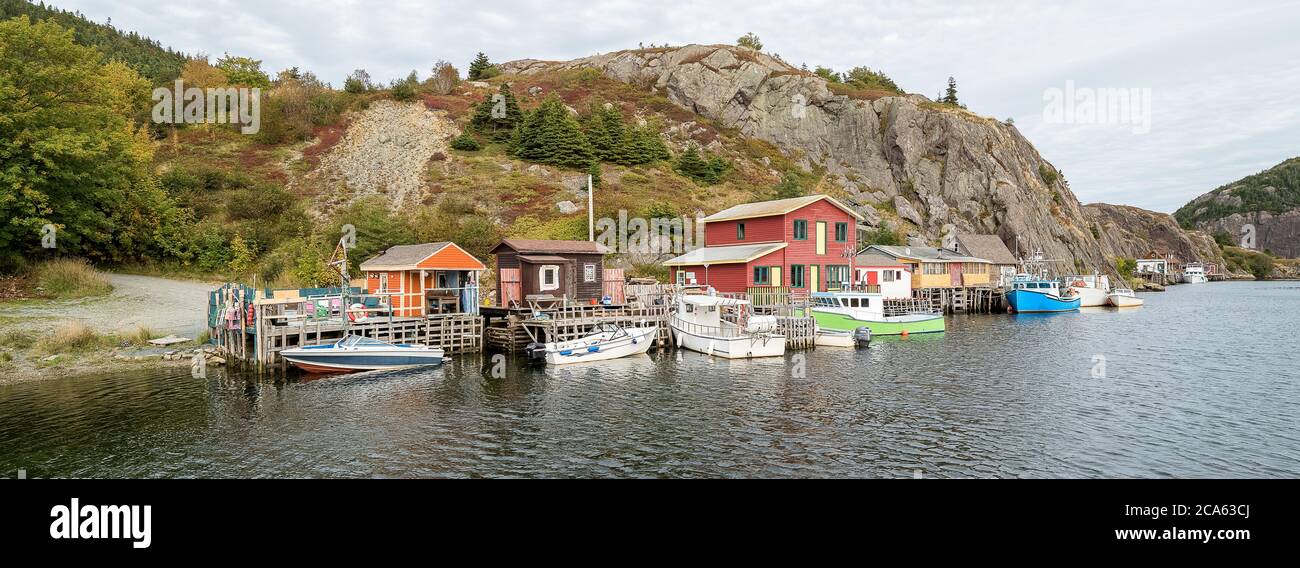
[2,281,1297,478]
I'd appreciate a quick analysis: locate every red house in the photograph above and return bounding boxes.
[663,195,863,294]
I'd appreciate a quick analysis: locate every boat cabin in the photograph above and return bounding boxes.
[490,239,612,307]
[358,242,486,317]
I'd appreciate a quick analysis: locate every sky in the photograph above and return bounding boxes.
[51,0,1300,213]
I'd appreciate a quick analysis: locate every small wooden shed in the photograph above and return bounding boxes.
[490,239,612,307]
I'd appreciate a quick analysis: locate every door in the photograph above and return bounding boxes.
[499,268,522,307]
[816,222,827,255]
[770,266,782,287]
[867,270,879,286]
[950,262,963,287]
[809,265,820,293]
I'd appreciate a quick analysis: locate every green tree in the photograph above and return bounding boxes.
[467,52,498,80]
[511,94,594,169]
[813,66,841,83]
[470,82,523,141]
[675,145,729,185]
[450,133,482,151]
[391,70,420,101]
[582,99,626,162]
[941,76,960,106]
[1115,257,1137,279]
[862,227,903,246]
[343,68,371,93]
[843,66,902,94]
[736,32,763,51]
[215,53,271,88]
[0,16,185,271]
[228,234,256,279]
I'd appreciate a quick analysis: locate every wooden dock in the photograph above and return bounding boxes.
[254,313,484,367]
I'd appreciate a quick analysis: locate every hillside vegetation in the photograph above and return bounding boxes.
[1175,157,1300,228]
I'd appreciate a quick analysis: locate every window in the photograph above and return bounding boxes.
[584,263,596,282]
[883,270,895,282]
[791,265,805,288]
[753,266,770,285]
[793,219,808,240]
[378,273,390,293]
[437,272,449,288]
[737,222,746,240]
[826,265,849,289]
[965,262,988,275]
[834,222,848,242]
[539,265,560,291]
[923,263,948,275]
[676,270,686,286]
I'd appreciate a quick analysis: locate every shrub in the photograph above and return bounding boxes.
[674,145,729,185]
[862,227,903,246]
[34,321,107,355]
[1116,257,1137,279]
[736,32,763,51]
[450,133,482,151]
[1039,164,1060,186]
[33,259,113,298]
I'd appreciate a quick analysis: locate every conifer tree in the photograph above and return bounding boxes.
[470,83,523,141]
[512,94,594,169]
[942,76,960,106]
[467,52,498,80]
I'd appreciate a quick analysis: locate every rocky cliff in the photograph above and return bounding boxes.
[1084,203,1224,267]
[1175,157,1300,258]
[504,45,1216,272]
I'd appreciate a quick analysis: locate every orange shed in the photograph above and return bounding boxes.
[359,242,487,317]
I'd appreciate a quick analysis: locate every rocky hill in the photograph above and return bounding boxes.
[503,45,1215,273]
[1084,203,1224,266]
[1175,157,1300,258]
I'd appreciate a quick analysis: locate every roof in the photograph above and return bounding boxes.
[863,244,990,264]
[954,234,1018,265]
[490,239,611,255]
[702,195,864,223]
[662,243,788,266]
[854,252,906,268]
[359,242,487,271]
[681,294,750,306]
[517,255,570,263]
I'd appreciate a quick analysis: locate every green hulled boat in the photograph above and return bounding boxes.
[810,292,945,336]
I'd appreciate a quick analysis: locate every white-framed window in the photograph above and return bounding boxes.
[378,273,390,293]
[584,263,596,283]
[685,271,697,285]
[539,265,560,291]
[883,270,895,282]
[676,270,686,285]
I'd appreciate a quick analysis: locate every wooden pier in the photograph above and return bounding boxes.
[912,287,1004,314]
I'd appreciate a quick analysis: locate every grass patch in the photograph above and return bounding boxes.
[33,322,110,356]
[32,259,113,299]
[0,330,36,350]
[126,326,157,347]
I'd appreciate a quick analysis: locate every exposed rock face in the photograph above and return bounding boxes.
[1176,157,1300,258]
[504,45,1133,270]
[1196,209,1300,257]
[294,100,457,213]
[1083,203,1225,268]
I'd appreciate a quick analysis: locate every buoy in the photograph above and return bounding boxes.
[900,330,910,338]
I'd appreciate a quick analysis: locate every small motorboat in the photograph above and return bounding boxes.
[1106,288,1144,308]
[526,323,658,365]
[670,293,785,359]
[814,326,872,348]
[280,334,444,373]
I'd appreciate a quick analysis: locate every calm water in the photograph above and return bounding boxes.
[2,282,1297,478]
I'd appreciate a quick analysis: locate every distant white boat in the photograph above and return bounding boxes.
[526,323,657,365]
[1107,288,1144,308]
[1182,263,1208,284]
[670,293,785,359]
[1063,274,1110,307]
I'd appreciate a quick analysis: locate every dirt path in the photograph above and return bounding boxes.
[0,273,215,338]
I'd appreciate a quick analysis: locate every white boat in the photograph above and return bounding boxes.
[280,334,445,373]
[670,293,785,359]
[526,323,658,365]
[1063,274,1111,307]
[1106,288,1144,308]
[1182,263,1208,284]
[810,291,944,336]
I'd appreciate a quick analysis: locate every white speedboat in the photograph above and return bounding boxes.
[1063,274,1111,307]
[1106,288,1144,308]
[526,323,658,365]
[670,293,785,359]
[1182,263,1208,284]
[280,334,444,373]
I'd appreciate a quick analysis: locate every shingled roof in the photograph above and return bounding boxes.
[490,239,611,255]
[954,234,1018,265]
[702,195,864,223]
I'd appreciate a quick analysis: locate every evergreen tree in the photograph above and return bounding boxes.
[675,145,729,185]
[942,76,960,106]
[470,83,523,141]
[587,162,602,188]
[623,124,670,165]
[450,133,482,151]
[772,172,804,199]
[736,32,763,51]
[582,100,627,162]
[511,94,594,169]
[467,52,498,80]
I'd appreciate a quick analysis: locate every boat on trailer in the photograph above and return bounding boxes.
[809,291,944,339]
[670,293,785,359]
[281,334,445,373]
[526,323,658,365]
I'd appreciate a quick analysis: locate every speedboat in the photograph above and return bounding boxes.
[1006,274,1081,313]
[670,293,785,358]
[1106,288,1144,308]
[280,334,444,373]
[809,291,944,337]
[526,323,658,365]
[1062,274,1110,307]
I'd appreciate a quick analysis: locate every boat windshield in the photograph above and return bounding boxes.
[338,335,390,348]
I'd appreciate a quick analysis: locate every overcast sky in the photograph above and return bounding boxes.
[53,0,1300,212]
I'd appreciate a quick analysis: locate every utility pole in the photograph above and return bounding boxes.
[588,174,595,241]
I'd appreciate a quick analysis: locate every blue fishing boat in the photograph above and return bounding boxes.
[1005,274,1081,313]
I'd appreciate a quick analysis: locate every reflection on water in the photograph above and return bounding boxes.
[1,282,1297,478]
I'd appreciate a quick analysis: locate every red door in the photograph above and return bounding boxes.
[950,263,963,287]
[867,270,879,285]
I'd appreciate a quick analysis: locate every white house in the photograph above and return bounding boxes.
[853,252,913,299]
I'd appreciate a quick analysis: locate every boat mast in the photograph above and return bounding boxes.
[328,236,351,333]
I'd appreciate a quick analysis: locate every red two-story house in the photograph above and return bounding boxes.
[664,195,863,294]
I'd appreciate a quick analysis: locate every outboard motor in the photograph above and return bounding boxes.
[524,342,547,361]
[853,326,872,348]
